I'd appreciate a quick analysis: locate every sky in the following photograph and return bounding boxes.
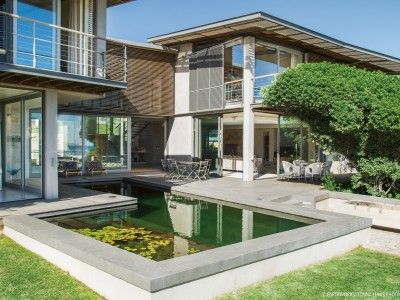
[107,0,400,59]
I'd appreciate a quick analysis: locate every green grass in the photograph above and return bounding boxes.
[0,235,101,300]
[220,248,400,300]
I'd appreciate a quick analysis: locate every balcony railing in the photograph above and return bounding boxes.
[224,79,243,104]
[0,11,127,83]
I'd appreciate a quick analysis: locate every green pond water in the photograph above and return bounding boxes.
[49,183,312,261]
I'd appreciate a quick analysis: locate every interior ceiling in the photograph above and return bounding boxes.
[0,86,34,101]
[150,13,400,74]
[58,90,102,105]
[223,112,278,126]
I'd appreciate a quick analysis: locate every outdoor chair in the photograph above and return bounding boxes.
[305,162,323,181]
[322,161,333,176]
[87,161,107,176]
[253,157,263,177]
[293,159,307,166]
[194,161,209,180]
[161,159,168,172]
[60,161,82,177]
[281,161,301,180]
[166,159,178,180]
[205,159,212,178]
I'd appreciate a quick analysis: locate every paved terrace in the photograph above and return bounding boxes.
[172,177,328,207]
[0,184,136,223]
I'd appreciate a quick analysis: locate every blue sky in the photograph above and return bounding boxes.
[107,0,400,59]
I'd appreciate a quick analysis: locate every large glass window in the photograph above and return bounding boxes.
[16,0,57,69]
[224,42,244,103]
[254,42,302,101]
[4,94,43,198]
[279,116,319,168]
[57,114,83,170]
[85,116,128,170]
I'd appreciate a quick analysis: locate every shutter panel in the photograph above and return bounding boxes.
[209,44,224,109]
[189,52,198,112]
[189,43,224,112]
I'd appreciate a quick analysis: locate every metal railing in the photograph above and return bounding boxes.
[0,11,127,82]
[224,79,243,103]
[254,74,277,103]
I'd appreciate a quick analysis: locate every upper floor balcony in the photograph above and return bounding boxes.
[188,38,302,112]
[0,10,127,93]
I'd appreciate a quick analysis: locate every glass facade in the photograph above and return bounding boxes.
[254,42,302,101]
[16,0,57,69]
[224,41,244,103]
[57,114,129,173]
[57,114,83,169]
[4,93,43,198]
[279,116,319,166]
[85,116,128,170]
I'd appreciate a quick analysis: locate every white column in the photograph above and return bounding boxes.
[43,90,58,200]
[242,36,255,181]
[242,210,253,241]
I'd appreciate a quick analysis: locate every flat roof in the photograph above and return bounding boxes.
[148,12,400,74]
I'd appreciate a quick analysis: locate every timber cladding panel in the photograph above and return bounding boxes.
[104,47,176,116]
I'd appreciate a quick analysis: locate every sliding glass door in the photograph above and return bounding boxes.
[4,94,43,197]
[194,116,223,176]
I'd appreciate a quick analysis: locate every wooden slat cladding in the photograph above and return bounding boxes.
[99,46,175,116]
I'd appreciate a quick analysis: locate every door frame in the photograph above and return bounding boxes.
[2,91,44,197]
[193,114,223,176]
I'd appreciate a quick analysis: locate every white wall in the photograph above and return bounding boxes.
[166,116,193,159]
[174,43,193,114]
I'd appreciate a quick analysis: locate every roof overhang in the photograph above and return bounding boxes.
[0,63,127,94]
[107,38,178,54]
[107,0,134,8]
[148,12,400,74]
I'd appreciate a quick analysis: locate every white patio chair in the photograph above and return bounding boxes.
[293,159,306,166]
[305,162,323,181]
[281,161,301,180]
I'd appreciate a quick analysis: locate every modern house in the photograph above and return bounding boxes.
[0,0,133,202]
[146,12,400,181]
[1,7,400,204]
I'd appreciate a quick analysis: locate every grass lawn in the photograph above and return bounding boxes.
[221,248,400,300]
[0,235,101,300]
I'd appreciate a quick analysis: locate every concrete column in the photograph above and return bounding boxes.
[43,90,58,200]
[242,210,253,241]
[127,117,132,170]
[242,36,255,181]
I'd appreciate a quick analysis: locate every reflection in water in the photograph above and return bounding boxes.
[49,183,310,261]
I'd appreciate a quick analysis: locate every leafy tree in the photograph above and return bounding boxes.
[262,62,400,164]
[262,62,400,197]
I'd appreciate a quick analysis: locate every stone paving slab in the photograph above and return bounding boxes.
[0,184,136,222]
[172,177,327,207]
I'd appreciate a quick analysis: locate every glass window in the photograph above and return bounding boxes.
[24,97,42,193]
[16,0,56,69]
[255,45,278,77]
[224,42,244,103]
[279,50,292,72]
[57,114,83,169]
[224,43,244,82]
[4,94,43,199]
[5,101,22,187]
[85,116,128,170]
